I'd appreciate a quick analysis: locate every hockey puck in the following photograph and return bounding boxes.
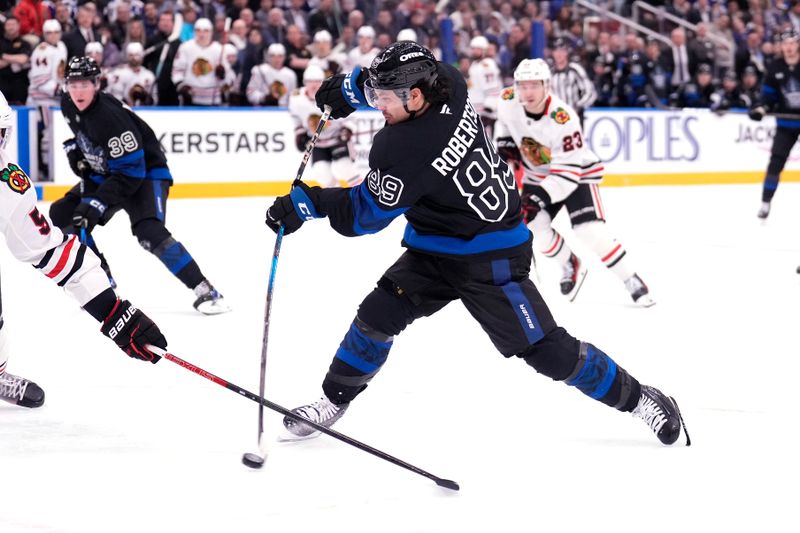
[241,452,265,469]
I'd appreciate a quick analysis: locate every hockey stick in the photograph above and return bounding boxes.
[147,345,459,490]
[213,17,232,106]
[244,104,333,468]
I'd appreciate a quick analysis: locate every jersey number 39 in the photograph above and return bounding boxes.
[108,131,139,158]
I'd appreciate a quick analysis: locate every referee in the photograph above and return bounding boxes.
[549,38,597,124]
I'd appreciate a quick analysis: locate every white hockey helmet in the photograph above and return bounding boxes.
[43,19,62,33]
[397,28,417,42]
[194,18,213,31]
[0,90,13,152]
[470,35,489,50]
[85,41,104,55]
[313,30,333,43]
[267,43,286,56]
[357,25,375,39]
[126,42,144,57]
[514,58,551,83]
[303,64,326,82]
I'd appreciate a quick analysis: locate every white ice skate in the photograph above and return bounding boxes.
[625,274,655,308]
[0,372,45,408]
[192,280,231,315]
[560,253,588,302]
[757,201,771,220]
[279,395,349,441]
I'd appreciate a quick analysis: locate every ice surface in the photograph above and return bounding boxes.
[1,183,798,533]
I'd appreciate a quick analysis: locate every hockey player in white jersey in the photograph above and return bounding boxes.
[467,35,502,135]
[171,18,236,105]
[288,65,357,187]
[107,42,156,106]
[495,59,654,306]
[246,43,297,107]
[308,30,346,78]
[85,41,112,92]
[0,91,168,409]
[344,26,380,71]
[27,19,67,179]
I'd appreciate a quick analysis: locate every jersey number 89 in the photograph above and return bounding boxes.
[108,131,139,158]
[453,147,514,222]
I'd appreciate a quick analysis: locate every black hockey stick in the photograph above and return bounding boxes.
[244,104,334,468]
[147,345,459,490]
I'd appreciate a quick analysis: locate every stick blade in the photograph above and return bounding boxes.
[435,478,460,491]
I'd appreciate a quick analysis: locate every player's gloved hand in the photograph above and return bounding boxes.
[177,83,193,105]
[72,197,107,232]
[748,106,766,121]
[339,128,353,143]
[214,64,226,80]
[265,181,321,235]
[315,66,369,119]
[495,136,521,165]
[63,138,90,178]
[295,131,311,151]
[101,299,166,364]
[520,186,550,224]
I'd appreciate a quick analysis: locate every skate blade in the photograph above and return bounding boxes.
[195,300,232,315]
[634,294,656,308]
[277,428,321,442]
[566,267,588,302]
[669,396,691,447]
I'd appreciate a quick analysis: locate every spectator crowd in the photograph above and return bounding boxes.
[1,0,796,112]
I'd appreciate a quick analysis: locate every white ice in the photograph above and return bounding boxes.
[1,183,799,533]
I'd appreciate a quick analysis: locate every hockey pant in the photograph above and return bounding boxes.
[527,183,635,282]
[48,180,206,289]
[0,273,6,376]
[321,249,640,413]
[309,143,358,187]
[762,126,800,202]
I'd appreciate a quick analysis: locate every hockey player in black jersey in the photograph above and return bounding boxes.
[749,30,800,220]
[49,57,229,315]
[265,42,690,446]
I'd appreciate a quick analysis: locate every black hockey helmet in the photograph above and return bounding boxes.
[64,56,101,82]
[367,41,438,91]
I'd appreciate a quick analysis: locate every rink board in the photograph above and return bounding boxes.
[26,106,800,199]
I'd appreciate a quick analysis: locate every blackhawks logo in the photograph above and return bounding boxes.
[270,80,287,99]
[307,113,329,132]
[1,163,32,195]
[501,87,515,100]
[191,58,213,76]
[550,107,570,124]
[520,137,551,166]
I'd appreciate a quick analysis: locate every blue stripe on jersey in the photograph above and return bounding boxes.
[776,118,800,128]
[492,259,544,344]
[108,149,146,178]
[146,166,172,181]
[349,184,408,235]
[403,222,531,255]
[88,173,104,185]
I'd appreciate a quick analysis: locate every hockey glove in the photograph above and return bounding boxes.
[295,131,311,151]
[315,65,369,119]
[63,138,90,179]
[101,299,167,364]
[496,136,522,165]
[265,181,321,235]
[214,64,226,80]
[520,186,551,224]
[748,106,767,122]
[72,197,107,232]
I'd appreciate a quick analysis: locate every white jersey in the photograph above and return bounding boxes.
[345,46,379,70]
[171,39,236,105]
[495,90,603,203]
[308,52,347,78]
[27,41,68,105]
[246,64,297,106]
[467,57,502,118]
[0,152,110,306]
[107,65,156,106]
[288,87,353,148]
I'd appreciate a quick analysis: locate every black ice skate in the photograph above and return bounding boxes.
[757,201,771,220]
[192,280,231,315]
[280,395,349,441]
[625,273,655,308]
[632,385,690,446]
[560,253,588,302]
[0,372,45,408]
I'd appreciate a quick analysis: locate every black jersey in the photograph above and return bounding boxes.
[760,58,800,128]
[61,92,171,184]
[314,62,528,259]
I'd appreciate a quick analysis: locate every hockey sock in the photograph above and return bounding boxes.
[573,221,634,282]
[564,343,640,412]
[322,317,393,404]
[151,237,204,289]
[762,174,779,203]
[0,318,8,375]
[530,213,572,265]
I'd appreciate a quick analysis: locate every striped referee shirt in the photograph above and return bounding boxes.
[550,62,597,111]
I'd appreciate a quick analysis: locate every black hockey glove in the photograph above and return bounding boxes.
[265,181,322,235]
[63,138,90,179]
[295,131,311,151]
[214,64,226,80]
[72,197,108,232]
[496,136,521,165]
[520,186,551,224]
[315,65,369,119]
[748,106,767,122]
[101,299,167,364]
